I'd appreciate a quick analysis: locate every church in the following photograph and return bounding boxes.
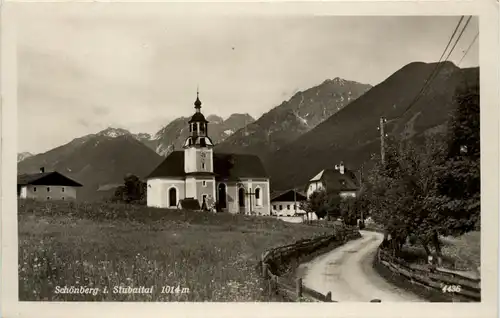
[146,92,271,215]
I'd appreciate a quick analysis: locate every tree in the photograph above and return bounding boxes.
[112,174,147,204]
[307,190,329,219]
[325,192,342,221]
[364,134,448,257]
[437,82,480,235]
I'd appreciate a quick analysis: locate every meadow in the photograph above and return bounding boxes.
[18,199,334,301]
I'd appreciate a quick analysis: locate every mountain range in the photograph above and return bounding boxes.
[266,61,479,190]
[153,113,255,156]
[214,78,372,160]
[17,152,34,163]
[18,61,479,201]
[17,113,254,201]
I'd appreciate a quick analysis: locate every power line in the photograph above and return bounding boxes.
[443,16,473,62]
[396,16,471,120]
[458,32,479,66]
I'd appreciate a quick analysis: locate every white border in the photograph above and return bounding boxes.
[1,2,499,318]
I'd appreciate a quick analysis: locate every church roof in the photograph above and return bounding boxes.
[146,151,269,180]
[188,112,208,123]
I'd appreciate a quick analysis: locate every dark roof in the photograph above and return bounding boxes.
[315,168,358,192]
[147,151,269,180]
[271,189,307,202]
[194,96,202,108]
[213,152,269,179]
[17,171,83,187]
[189,112,208,123]
[179,198,201,210]
[147,151,186,178]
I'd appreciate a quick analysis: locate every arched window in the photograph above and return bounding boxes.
[168,187,177,207]
[218,183,227,209]
[238,187,245,207]
[255,187,262,206]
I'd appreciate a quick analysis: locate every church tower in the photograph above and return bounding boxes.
[183,91,215,175]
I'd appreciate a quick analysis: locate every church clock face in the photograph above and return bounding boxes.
[200,151,207,164]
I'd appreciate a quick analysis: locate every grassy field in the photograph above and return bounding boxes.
[396,232,480,275]
[18,199,334,301]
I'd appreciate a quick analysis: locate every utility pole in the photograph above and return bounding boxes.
[293,186,297,215]
[379,117,387,165]
[359,164,364,223]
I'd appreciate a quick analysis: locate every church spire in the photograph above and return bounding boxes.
[194,87,202,111]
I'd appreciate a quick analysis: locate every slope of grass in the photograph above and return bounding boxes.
[397,231,480,275]
[18,199,334,301]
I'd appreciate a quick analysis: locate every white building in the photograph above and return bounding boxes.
[271,189,307,216]
[17,168,83,201]
[146,92,271,215]
[306,162,359,198]
[271,189,318,222]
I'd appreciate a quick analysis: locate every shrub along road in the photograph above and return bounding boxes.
[299,230,424,302]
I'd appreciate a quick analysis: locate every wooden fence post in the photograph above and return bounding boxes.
[295,278,303,298]
[326,291,332,302]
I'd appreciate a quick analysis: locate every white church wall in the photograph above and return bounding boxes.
[250,180,271,216]
[185,176,197,199]
[196,178,216,207]
[184,148,197,174]
[147,178,186,208]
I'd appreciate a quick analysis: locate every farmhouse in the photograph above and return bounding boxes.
[17,168,83,201]
[306,162,359,199]
[270,189,318,222]
[146,93,271,215]
[271,189,307,216]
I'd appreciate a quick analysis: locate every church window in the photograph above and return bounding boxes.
[200,138,207,147]
[33,187,37,192]
[202,180,207,187]
[202,163,206,170]
[287,205,290,210]
[273,205,276,210]
[200,123,206,133]
[279,205,282,210]
[255,188,262,206]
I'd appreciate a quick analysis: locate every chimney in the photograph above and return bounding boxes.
[40,167,45,173]
[339,162,345,174]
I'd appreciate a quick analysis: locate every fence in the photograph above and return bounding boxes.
[377,248,481,302]
[260,226,362,302]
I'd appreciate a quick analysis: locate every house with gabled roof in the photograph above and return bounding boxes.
[17,168,83,201]
[270,189,307,216]
[305,162,359,199]
[146,92,271,215]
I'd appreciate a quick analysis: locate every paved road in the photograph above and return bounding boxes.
[299,230,424,302]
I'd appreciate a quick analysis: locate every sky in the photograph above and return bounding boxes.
[15,6,479,154]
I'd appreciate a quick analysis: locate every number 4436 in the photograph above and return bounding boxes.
[441,284,461,293]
